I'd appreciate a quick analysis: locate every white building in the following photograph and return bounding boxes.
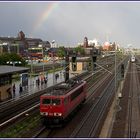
[78,38,101,49]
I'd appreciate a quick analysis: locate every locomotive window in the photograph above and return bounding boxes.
[42,99,51,105]
[52,99,61,105]
[42,98,61,105]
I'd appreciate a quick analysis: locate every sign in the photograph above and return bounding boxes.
[21,73,28,87]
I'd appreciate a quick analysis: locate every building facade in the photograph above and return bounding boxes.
[0,31,51,59]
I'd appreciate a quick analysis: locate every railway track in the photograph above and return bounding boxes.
[2,68,111,137]
[32,73,113,138]
[36,57,129,138]
[70,61,126,137]
[127,63,133,137]
[0,55,129,138]
[32,126,47,138]
[127,62,140,138]
[0,55,116,130]
[70,57,129,137]
[111,56,140,138]
[0,71,92,131]
[70,75,115,137]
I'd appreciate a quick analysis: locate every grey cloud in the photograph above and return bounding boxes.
[0,2,140,48]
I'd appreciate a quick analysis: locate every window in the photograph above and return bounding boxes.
[42,99,51,105]
[42,98,61,105]
[52,99,61,105]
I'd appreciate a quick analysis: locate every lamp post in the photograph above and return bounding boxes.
[39,44,45,76]
[115,43,117,94]
[42,46,45,76]
[114,42,121,110]
[51,40,55,85]
[30,57,33,78]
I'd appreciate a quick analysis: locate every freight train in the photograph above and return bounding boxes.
[40,79,87,126]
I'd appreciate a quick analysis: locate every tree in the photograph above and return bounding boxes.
[57,46,66,59]
[0,53,26,66]
[73,46,85,55]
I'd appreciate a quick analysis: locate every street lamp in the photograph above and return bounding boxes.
[6,61,21,66]
[51,40,55,85]
[114,42,122,111]
[39,44,45,76]
[115,43,117,94]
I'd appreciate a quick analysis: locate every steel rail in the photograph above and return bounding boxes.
[70,57,129,137]
[70,75,115,137]
[127,63,133,138]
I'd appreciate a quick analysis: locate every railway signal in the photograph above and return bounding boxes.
[90,47,98,71]
[65,49,69,82]
[72,55,77,71]
[121,64,124,78]
[89,62,91,67]
[92,56,97,71]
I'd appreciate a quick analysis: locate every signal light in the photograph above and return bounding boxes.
[65,50,69,82]
[89,62,91,67]
[92,56,97,70]
[72,56,77,71]
[121,64,124,78]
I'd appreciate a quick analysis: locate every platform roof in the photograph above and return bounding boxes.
[0,65,29,76]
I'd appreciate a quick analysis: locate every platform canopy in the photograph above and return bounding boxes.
[0,65,29,76]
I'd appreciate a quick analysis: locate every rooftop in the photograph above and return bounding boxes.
[43,80,83,96]
[0,65,29,76]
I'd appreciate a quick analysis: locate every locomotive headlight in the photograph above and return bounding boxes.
[40,112,48,116]
[40,112,44,115]
[54,113,62,116]
[58,113,62,116]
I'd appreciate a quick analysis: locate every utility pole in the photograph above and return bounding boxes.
[51,41,55,85]
[71,51,77,71]
[114,42,117,94]
[65,48,69,82]
[91,45,97,72]
[42,45,45,76]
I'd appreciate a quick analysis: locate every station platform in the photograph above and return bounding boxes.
[14,71,72,98]
[0,70,73,104]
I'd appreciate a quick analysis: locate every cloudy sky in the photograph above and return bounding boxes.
[0,1,140,48]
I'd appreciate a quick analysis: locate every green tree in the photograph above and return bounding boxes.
[73,46,85,55]
[0,53,26,66]
[57,46,66,59]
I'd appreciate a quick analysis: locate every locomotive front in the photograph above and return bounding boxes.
[40,95,64,124]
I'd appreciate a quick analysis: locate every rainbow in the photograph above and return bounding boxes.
[31,2,59,36]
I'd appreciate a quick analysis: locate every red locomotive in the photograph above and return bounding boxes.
[40,79,87,125]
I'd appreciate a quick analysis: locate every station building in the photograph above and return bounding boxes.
[0,65,29,101]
